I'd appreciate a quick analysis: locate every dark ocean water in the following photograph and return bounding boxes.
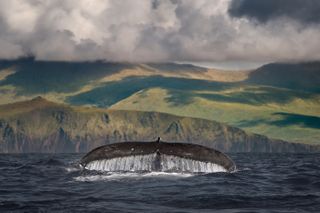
[0,153,319,213]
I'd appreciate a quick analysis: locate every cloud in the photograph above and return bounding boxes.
[0,0,319,63]
[229,0,320,24]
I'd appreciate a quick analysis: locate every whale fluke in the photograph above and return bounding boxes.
[80,140,236,173]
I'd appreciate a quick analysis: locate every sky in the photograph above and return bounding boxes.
[0,0,319,64]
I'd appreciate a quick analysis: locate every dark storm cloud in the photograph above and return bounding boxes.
[229,0,320,24]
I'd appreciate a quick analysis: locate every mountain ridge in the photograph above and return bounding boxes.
[0,97,319,153]
[247,61,320,92]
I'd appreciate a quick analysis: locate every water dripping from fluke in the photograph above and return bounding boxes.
[79,139,236,174]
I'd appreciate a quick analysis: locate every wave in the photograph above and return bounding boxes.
[74,171,195,182]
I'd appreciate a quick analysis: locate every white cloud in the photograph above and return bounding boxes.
[0,0,319,62]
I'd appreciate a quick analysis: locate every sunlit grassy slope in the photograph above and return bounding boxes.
[110,86,320,145]
[0,59,319,145]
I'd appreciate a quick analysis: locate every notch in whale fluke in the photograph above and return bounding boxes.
[80,139,236,173]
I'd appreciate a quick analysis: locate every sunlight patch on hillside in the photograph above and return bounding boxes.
[110,87,320,144]
[99,64,249,83]
[0,68,16,81]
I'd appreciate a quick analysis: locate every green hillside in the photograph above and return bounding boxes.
[247,62,320,92]
[110,87,320,144]
[0,97,317,153]
[0,58,130,94]
[0,59,319,145]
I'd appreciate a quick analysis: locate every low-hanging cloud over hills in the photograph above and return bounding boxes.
[0,0,319,63]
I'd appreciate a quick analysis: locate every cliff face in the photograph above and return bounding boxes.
[0,98,318,153]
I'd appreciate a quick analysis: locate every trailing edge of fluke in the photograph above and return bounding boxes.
[80,138,236,172]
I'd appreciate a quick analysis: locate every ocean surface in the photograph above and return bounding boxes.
[0,153,319,212]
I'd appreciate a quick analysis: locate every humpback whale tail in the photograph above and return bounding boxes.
[80,139,236,173]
